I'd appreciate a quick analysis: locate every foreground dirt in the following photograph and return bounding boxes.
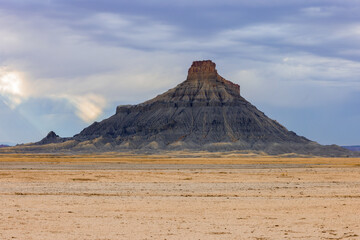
[0,156,359,239]
[1,152,360,166]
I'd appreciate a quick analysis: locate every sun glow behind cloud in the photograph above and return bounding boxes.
[0,67,107,124]
[0,68,26,108]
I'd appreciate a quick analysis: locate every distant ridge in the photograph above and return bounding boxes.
[2,60,358,157]
[342,146,360,152]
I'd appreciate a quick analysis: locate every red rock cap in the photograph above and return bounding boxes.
[188,60,217,74]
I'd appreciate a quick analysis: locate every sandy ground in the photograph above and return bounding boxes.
[0,155,360,239]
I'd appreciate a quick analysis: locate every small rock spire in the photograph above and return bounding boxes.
[46,131,59,139]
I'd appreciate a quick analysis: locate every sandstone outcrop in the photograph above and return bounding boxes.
[36,131,65,145]
[8,60,357,156]
[68,60,352,156]
[76,60,308,148]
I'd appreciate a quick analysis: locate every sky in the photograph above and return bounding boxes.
[0,0,360,146]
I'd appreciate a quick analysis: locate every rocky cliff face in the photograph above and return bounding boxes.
[139,60,240,108]
[13,60,356,156]
[75,60,308,148]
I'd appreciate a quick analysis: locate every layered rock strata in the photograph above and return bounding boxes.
[10,60,355,156]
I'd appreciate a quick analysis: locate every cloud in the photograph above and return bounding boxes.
[69,12,179,51]
[1,6,360,110]
[66,94,107,123]
[0,9,191,124]
[229,53,360,107]
[220,23,336,49]
[0,67,27,108]
[300,7,333,17]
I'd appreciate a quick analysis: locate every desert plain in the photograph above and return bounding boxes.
[0,153,359,240]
